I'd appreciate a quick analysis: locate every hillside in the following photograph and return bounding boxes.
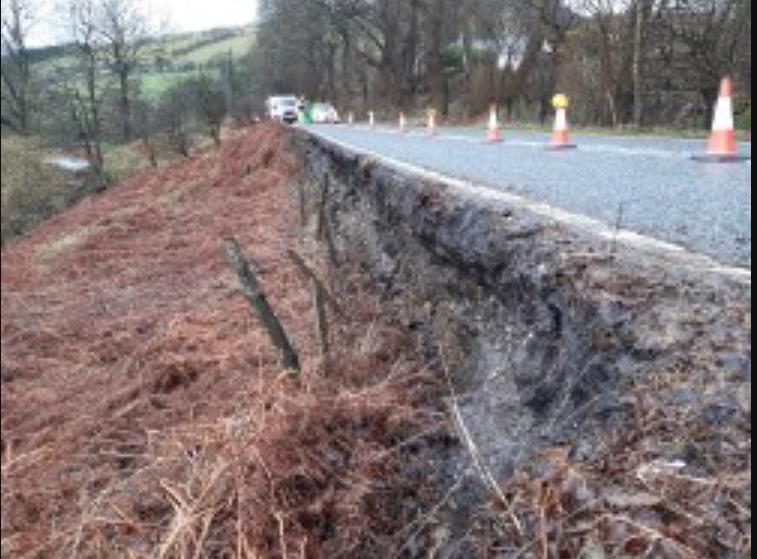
[30,25,255,99]
[0,123,446,558]
[2,121,752,558]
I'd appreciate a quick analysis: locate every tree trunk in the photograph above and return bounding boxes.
[428,0,448,116]
[86,51,104,175]
[119,70,131,142]
[632,0,647,127]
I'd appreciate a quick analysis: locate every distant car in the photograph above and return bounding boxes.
[310,102,340,124]
[266,96,299,124]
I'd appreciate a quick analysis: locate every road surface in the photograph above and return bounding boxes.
[305,124,752,269]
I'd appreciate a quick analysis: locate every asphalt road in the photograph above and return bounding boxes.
[306,124,752,269]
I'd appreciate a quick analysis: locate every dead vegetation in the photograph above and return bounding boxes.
[1,122,447,558]
[1,121,751,559]
[475,369,752,559]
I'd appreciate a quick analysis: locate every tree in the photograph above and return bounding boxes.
[427,0,449,116]
[63,0,105,173]
[157,82,192,157]
[98,0,151,142]
[188,74,227,146]
[132,96,158,166]
[186,0,755,129]
[1,0,34,134]
[657,0,751,125]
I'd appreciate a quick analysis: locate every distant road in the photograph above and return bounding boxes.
[305,124,752,269]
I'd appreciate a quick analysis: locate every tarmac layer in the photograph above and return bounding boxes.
[305,124,752,268]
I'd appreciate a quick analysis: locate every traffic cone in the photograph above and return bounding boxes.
[696,77,748,162]
[427,109,437,137]
[399,112,407,134]
[486,104,503,143]
[548,94,577,150]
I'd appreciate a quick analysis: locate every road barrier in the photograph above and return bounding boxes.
[427,109,437,137]
[355,78,748,165]
[695,76,748,163]
[486,104,503,143]
[548,94,577,150]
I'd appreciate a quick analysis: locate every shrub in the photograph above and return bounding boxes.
[0,136,102,244]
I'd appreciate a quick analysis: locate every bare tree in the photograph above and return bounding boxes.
[63,0,105,173]
[132,96,158,166]
[657,0,751,123]
[98,0,151,142]
[1,0,34,133]
[249,0,750,128]
[428,0,449,116]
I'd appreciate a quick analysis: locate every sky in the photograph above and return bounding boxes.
[26,0,258,47]
[152,0,257,34]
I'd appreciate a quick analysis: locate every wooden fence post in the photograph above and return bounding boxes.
[223,238,300,376]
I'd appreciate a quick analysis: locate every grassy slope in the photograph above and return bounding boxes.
[138,70,203,99]
[1,134,154,244]
[1,136,75,244]
[30,26,254,100]
[175,31,255,64]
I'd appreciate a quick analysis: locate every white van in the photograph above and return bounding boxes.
[266,96,299,124]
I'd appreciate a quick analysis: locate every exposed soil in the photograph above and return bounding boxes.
[1,121,751,559]
[1,123,448,558]
[295,129,752,559]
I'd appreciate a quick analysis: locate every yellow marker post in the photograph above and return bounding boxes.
[549,93,576,149]
[552,94,570,110]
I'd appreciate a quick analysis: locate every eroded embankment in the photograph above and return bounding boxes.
[293,128,752,558]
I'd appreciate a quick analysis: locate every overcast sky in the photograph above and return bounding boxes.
[155,0,257,34]
[27,0,258,47]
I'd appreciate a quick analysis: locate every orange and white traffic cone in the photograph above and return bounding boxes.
[697,76,745,162]
[427,109,437,137]
[486,104,503,143]
[399,112,407,134]
[548,94,577,150]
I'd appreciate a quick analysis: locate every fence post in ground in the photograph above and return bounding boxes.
[316,175,339,268]
[288,249,348,374]
[287,250,345,317]
[223,237,300,376]
[298,181,307,235]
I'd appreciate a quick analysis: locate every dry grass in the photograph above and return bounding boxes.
[475,371,752,559]
[2,120,750,559]
[1,122,446,558]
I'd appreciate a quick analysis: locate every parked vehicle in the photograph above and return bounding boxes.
[310,102,340,124]
[265,96,299,124]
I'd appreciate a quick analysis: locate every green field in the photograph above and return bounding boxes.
[31,25,254,100]
[138,70,218,100]
[173,32,254,65]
